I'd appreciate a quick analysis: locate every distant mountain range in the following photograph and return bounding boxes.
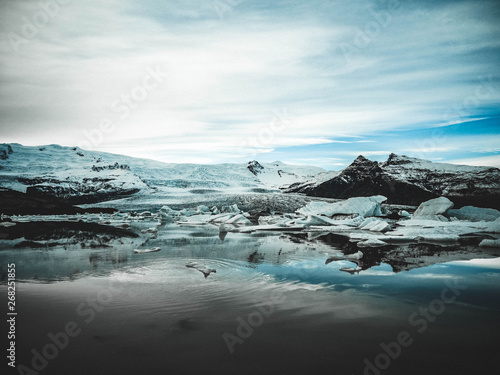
[1,143,499,209]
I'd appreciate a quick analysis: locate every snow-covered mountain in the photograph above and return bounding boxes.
[0,143,324,204]
[286,153,500,209]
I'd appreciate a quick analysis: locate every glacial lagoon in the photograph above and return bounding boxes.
[1,218,499,375]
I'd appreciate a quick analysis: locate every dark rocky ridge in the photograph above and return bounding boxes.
[286,154,500,209]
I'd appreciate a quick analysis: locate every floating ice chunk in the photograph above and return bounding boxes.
[211,206,220,215]
[412,197,453,220]
[297,196,387,218]
[357,238,389,248]
[196,205,211,213]
[399,210,411,217]
[447,206,500,222]
[219,223,230,233]
[479,239,500,247]
[222,204,241,213]
[141,227,158,234]
[159,211,174,223]
[358,217,391,232]
[207,212,237,224]
[134,247,161,254]
[225,214,252,226]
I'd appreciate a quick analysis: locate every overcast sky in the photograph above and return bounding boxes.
[1,0,499,169]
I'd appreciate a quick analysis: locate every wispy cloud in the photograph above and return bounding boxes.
[0,0,499,167]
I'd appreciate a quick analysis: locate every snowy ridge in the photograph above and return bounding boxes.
[0,144,325,203]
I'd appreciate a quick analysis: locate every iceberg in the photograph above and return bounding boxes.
[297,196,387,218]
[447,206,500,222]
[412,197,454,220]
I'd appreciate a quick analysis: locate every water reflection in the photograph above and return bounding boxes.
[1,220,499,285]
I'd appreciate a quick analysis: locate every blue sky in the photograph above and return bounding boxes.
[0,0,499,169]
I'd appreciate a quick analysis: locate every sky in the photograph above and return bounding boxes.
[0,0,499,170]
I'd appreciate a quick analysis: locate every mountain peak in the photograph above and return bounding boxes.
[383,153,430,167]
[247,160,264,175]
[353,155,370,162]
[346,155,379,171]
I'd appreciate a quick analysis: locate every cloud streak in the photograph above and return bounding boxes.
[0,0,499,168]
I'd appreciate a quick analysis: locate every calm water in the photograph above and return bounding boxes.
[1,223,500,375]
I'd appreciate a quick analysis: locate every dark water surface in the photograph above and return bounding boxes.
[1,223,500,375]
